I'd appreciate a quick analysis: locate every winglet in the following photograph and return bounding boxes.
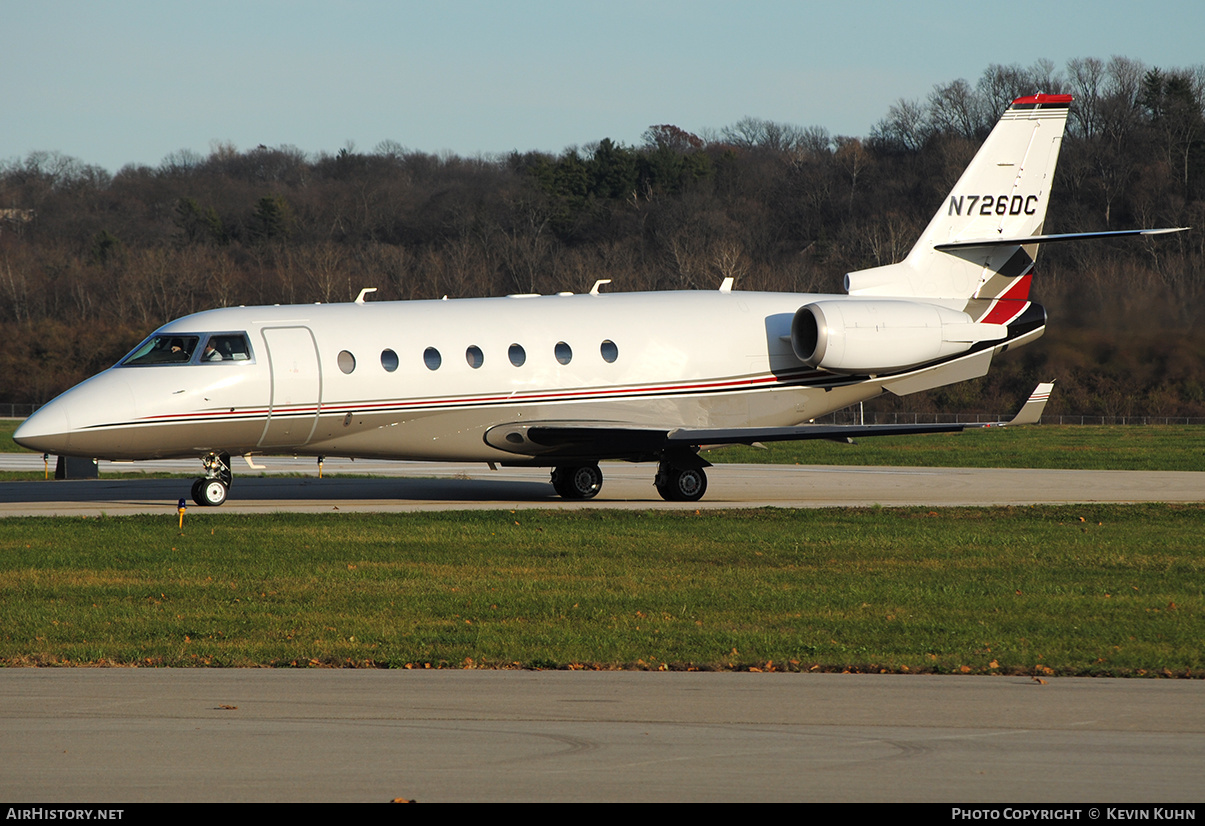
[1002,381,1054,426]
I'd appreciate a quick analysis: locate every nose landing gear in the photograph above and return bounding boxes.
[191,452,232,506]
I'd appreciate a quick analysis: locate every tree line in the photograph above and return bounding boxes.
[2,57,1203,417]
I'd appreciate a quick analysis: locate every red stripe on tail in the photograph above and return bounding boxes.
[981,275,1032,324]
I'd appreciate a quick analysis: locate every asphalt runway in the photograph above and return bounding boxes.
[3,457,1202,802]
[1,456,1203,515]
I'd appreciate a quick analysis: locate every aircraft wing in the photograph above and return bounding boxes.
[667,420,966,447]
[676,382,1055,444]
[487,383,1054,462]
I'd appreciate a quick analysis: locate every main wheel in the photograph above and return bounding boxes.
[551,464,603,499]
[194,478,229,507]
[655,465,708,502]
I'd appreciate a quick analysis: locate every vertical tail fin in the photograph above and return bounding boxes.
[846,94,1072,309]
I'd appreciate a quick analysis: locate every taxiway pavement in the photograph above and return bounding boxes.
[2,670,1202,802]
[1,456,1201,516]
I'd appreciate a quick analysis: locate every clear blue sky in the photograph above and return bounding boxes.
[5,0,1202,172]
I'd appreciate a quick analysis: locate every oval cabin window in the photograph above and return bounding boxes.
[423,347,442,370]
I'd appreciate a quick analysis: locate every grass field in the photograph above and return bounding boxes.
[3,416,1200,675]
[2,506,1201,675]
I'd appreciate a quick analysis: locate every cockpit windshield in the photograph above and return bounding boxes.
[121,335,200,365]
[200,334,252,362]
[120,332,253,366]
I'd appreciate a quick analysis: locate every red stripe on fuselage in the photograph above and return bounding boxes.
[132,367,830,427]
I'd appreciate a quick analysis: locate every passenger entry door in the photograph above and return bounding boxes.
[259,327,321,449]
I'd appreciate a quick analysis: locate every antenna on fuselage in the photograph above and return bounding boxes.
[590,279,611,295]
[719,277,734,293]
[354,287,377,304]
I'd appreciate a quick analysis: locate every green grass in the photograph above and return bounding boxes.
[706,425,1205,471]
[1,506,1201,674]
[0,420,21,453]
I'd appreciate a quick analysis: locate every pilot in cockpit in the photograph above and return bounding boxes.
[168,338,192,362]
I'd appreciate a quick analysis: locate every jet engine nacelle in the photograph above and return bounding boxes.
[790,300,1007,374]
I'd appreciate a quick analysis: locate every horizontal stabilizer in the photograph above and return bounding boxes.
[936,227,1188,251]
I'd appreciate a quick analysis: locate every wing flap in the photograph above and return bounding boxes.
[667,421,968,446]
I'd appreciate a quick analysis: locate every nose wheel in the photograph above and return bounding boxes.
[191,478,229,507]
[191,452,232,506]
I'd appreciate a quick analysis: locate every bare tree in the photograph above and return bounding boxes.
[1067,57,1106,139]
[927,79,989,139]
[871,98,929,151]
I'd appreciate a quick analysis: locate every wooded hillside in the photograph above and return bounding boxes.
[2,58,1202,416]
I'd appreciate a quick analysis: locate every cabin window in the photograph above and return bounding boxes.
[337,350,356,374]
[555,341,572,365]
[201,333,252,363]
[424,347,442,370]
[600,340,619,363]
[508,344,526,367]
[121,335,200,366]
[466,345,484,369]
[381,349,399,372]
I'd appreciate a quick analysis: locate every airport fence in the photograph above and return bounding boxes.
[0,404,38,418]
[814,411,1205,426]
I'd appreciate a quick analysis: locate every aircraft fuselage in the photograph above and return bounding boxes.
[23,289,999,464]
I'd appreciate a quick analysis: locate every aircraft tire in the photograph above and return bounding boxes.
[551,464,602,499]
[655,466,707,502]
[196,479,229,507]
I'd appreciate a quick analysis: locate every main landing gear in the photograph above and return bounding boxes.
[549,459,709,502]
[654,462,708,502]
[551,464,603,499]
[191,452,232,506]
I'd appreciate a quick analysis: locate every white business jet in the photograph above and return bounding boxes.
[14,94,1185,505]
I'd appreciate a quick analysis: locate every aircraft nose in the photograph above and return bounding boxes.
[13,399,73,454]
[14,371,135,456]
